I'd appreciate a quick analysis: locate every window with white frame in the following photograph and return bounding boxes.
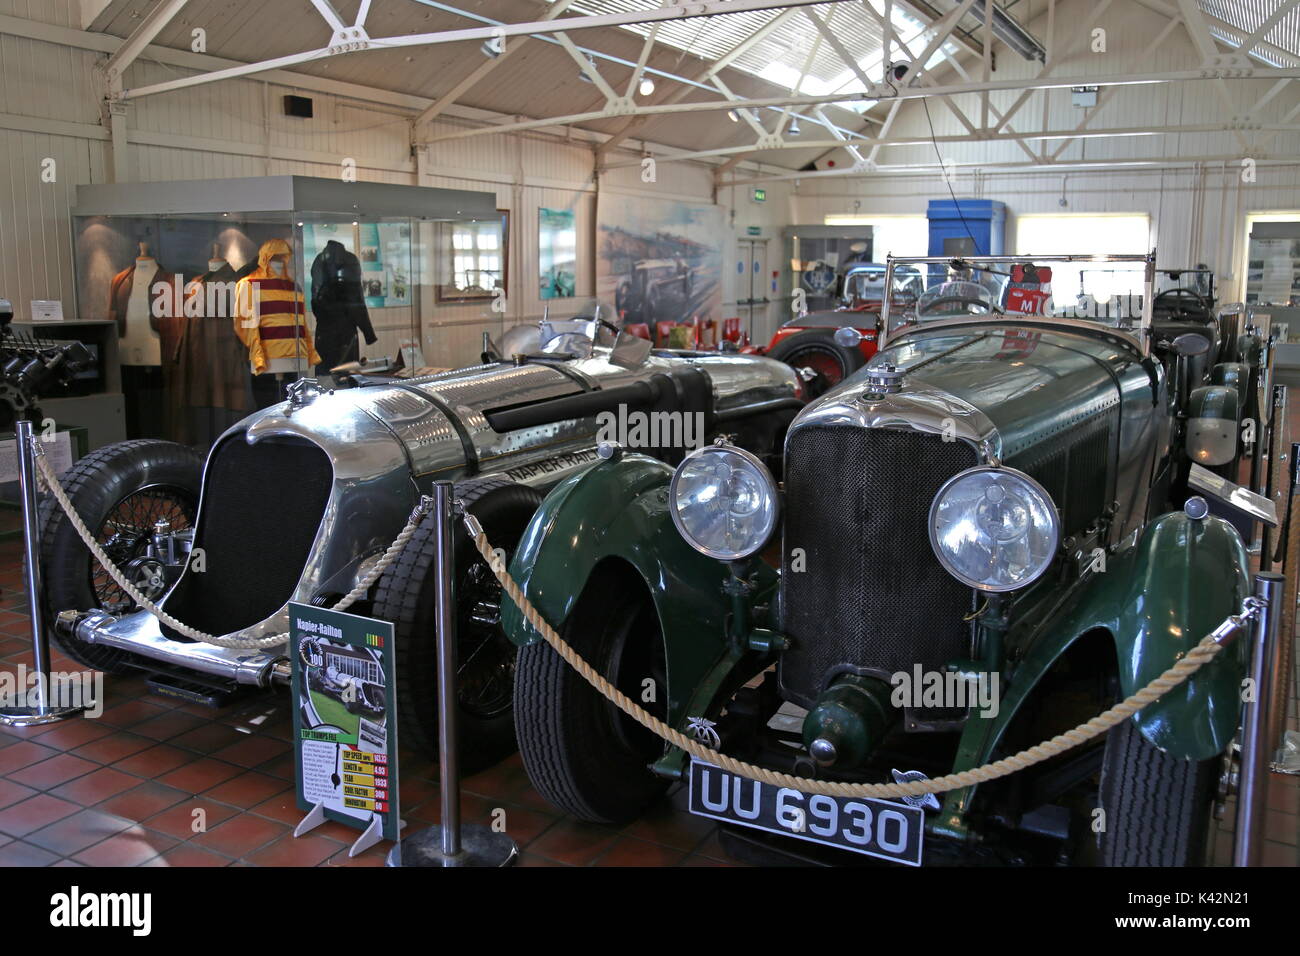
[450,220,502,293]
[1015,214,1152,301]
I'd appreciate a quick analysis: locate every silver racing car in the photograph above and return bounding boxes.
[42,310,802,768]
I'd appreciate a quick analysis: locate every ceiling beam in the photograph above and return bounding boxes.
[709,0,979,178]
[308,0,348,34]
[615,120,1300,168]
[117,0,836,101]
[894,0,985,59]
[554,31,619,104]
[624,23,660,99]
[1176,0,1245,145]
[804,6,872,92]
[102,0,190,79]
[594,6,804,159]
[722,152,1299,187]
[1237,0,1300,58]
[1047,13,1184,162]
[424,61,1300,145]
[1131,0,1297,65]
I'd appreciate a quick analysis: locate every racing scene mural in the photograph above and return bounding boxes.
[597,193,723,328]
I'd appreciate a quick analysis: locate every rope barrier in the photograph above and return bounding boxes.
[31,425,1262,800]
[33,440,430,651]
[469,523,1262,799]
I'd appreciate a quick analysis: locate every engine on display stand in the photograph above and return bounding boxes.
[0,298,93,429]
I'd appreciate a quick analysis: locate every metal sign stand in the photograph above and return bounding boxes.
[387,481,517,867]
[0,420,89,727]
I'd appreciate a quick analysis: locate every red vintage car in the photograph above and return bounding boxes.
[742,263,924,397]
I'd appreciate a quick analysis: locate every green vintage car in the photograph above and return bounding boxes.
[500,253,1264,866]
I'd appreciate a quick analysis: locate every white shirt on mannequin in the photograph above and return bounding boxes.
[121,257,162,366]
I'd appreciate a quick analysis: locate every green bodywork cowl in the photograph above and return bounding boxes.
[500,452,776,734]
[499,314,1255,837]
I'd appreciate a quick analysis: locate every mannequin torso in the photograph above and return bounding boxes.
[121,256,162,366]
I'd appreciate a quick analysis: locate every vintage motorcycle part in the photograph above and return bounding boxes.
[669,442,779,560]
[928,465,1060,592]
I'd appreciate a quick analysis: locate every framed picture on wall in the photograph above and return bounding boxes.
[539,207,577,299]
[436,210,510,304]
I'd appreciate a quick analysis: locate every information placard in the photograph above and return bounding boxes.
[290,601,400,843]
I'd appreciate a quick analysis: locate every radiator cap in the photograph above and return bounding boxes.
[864,363,903,394]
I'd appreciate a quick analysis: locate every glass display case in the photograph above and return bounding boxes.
[781,225,874,313]
[72,176,497,447]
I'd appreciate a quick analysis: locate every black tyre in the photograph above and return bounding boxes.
[39,439,203,673]
[372,476,542,772]
[514,562,669,824]
[767,328,865,399]
[1097,719,1219,866]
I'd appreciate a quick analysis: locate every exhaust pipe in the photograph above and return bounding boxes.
[57,610,291,688]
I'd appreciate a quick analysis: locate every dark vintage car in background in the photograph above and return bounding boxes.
[42,311,802,770]
[615,258,694,325]
[501,253,1270,866]
[744,262,925,398]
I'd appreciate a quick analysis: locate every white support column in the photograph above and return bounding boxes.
[100,71,133,183]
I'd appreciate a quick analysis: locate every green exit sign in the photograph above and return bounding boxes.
[746,226,761,236]
[751,188,766,203]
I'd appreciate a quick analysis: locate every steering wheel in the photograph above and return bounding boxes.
[1154,287,1209,318]
[919,295,992,315]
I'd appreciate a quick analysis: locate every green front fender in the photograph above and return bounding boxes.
[1071,511,1249,757]
[499,453,760,728]
[997,511,1249,763]
[939,511,1249,838]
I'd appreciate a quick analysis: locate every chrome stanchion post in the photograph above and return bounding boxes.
[1259,386,1285,573]
[0,420,89,726]
[1233,572,1282,866]
[387,481,517,867]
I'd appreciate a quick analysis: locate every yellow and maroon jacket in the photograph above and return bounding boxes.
[233,239,321,374]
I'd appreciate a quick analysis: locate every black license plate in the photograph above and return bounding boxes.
[688,759,924,866]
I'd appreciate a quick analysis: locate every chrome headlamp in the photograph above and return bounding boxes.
[669,443,779,560]
[928,466,1059,592]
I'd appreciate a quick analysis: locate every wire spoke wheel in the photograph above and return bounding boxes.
[455,559,515,720]
[788,348,845,398]
[90,485,196,614]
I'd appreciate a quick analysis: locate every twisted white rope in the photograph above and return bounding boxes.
[473,526,1259,799]
[35,443,428,650]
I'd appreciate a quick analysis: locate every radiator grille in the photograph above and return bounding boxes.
[779,426,977,707]
[161,434,333,639]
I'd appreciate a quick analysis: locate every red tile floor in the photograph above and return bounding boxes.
[0,525,1295,867]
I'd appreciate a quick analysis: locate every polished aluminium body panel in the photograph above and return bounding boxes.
[77,347,799,679]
